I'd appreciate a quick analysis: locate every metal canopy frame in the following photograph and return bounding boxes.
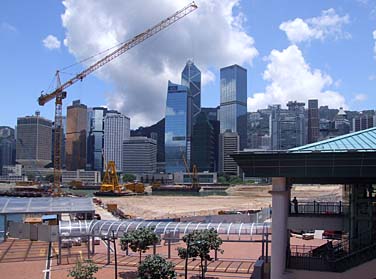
[0,197,94,215]
[59,220,271,238]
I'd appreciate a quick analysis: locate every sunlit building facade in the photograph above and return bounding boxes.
[164,81,189,173]
[65,100,87,171]
[219,65,247,150]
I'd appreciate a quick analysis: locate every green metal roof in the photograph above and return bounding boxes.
[290,127,376,152]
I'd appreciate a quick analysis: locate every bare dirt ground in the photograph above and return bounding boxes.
[99,184,342,219]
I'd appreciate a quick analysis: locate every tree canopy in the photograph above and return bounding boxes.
[138,254,176,279]
[120,227,160,263]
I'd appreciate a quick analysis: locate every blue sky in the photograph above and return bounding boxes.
[1,0,376,129]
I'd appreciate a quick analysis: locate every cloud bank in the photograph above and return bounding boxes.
[61,0,258,128]
[247,45,346,112]
[279,8,350,44]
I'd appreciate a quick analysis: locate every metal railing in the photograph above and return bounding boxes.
[289,201,345,215]
[288,230,376,272]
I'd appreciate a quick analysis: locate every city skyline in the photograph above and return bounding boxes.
[1,1,376,129]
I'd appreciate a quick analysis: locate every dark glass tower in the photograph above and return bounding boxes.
[191,112,215,172]
[219,65,247,150]
[164,81,189,173]
[87,107,107,171]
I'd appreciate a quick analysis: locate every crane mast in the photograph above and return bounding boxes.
[38,2,198,195]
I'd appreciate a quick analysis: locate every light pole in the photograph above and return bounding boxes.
[109,230,118,279]
[184,235,191,279]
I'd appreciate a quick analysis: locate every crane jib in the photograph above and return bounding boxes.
[38,1,197,107]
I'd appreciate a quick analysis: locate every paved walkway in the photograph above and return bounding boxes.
[0,239,257,279]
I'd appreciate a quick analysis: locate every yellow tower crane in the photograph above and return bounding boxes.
[38,2,198,196]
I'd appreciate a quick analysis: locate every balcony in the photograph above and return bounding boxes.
[288,202,346,231]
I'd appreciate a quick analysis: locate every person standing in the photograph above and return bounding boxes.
[292,197,299,214]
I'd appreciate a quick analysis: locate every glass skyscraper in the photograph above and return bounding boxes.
[87,107,107,171]
[181,60,201,122]
[219,65,247,149]
[181,60,201,167]
[164,81,189,173]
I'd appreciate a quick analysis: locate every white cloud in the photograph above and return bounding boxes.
[42,35,61,49]
[61,0,258,128]
[373,30,376,60]
[353,93,368,102]
[279,8,350,44]
[247,45,347,111]
[1,22,17,33]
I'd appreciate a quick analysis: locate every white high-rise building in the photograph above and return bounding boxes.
[103,110,130,172]
[123,137,157,175]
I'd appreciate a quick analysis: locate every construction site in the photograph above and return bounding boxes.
[2,1,376,279]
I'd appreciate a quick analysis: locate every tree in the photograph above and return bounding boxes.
[138,254,176,279]
[68,259,99,279]
[178,228,223,279]
[120,227,160,263]
[123,173,136,182]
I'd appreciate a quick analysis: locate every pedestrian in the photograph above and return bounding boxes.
[292,197,299,214]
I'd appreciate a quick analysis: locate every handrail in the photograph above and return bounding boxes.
[289,201,346,215]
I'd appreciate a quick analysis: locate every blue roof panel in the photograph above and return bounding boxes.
[290,127,376,152]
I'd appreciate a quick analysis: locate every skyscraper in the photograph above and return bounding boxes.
[308,99,319,143]
[104,110,130,172]
[87,107,107,171]
[219,65,247,150]
[16,112,52,168]
[65,100,87,171]
[0,127,16,174]
[270,102,306,150]
[219,131,239,175]
[181,60,201,167]
[164,81,189,173]
[123,137,157,175]
[191,112,215,172]
[181,59,201,122]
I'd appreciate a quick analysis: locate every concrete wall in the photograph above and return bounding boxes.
[288,215,344,231]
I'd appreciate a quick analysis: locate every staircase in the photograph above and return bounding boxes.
[288,231,376,272]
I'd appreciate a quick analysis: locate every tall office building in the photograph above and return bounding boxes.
[164,81,189,173]
[65,100,87,171]
[191,112,215,172]
[219,131,239,175]
[308,99,319,143]
[352,113,376,132]
[123,137,157,175]
[219,65,247,150]
[201,107,220,171]
[87,107,107,171]
[131,118,165,163]
[181,60,201,122]
[104,110,130,172]
[0,127,16,174]
[181,60,201,168]
[16,112,52,168]
[270,102,306,150]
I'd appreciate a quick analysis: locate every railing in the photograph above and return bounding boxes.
[288,230,376,272]
[289,201,345,215]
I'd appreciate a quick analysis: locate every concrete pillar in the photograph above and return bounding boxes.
[271,177,289,279]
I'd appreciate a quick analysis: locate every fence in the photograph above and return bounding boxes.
[289,201,345,215]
